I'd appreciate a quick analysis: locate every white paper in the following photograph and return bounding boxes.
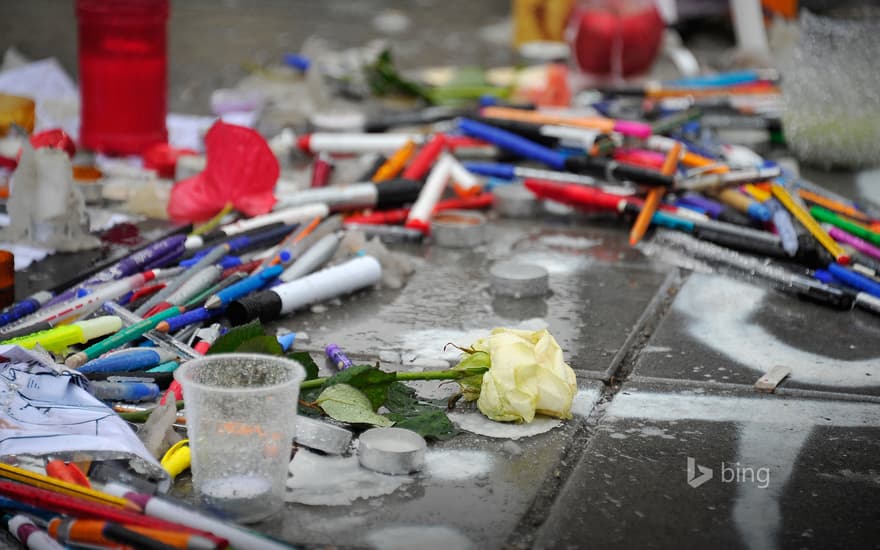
[0,345,168,483]
[0,58,80,137]
[0,242,52,271]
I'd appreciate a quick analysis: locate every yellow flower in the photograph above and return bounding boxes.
[455,328,577,423]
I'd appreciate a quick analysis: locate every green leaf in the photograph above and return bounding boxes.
[234,335,283,356]
[365,49,432,103]
[387,409,457,441]
[384,382,457,440]
[206,320,265,355]
[315,384,394,427]
[320,364,398,410]
[287,351,319,381]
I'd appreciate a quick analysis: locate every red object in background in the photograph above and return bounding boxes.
[568,0,665,77]
[76,0,169,155]
[168,121,279,223]
[30,129,76,158]
[142,143,197,179]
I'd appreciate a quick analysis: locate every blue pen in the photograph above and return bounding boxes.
[651,211,696,232]
[814,269,841,286]
[458,118,567,170]
[78,348,178,375]
[204,264,284,309]
[227,224,297,254]
[764,199,799,256]
[827,263,880,299]
[179,255,242,269]
[283,53,311,71]
[0,291,54,328]
[667,70,765,88]
[90,380,160,402]
[156,306,222,333]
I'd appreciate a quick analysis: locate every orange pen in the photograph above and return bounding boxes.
[797,189,871,223]
[48,517,221,550]
[45,460,91,489]
[372,139,417,182]
[481,105,616,133]
[629,143,681,245]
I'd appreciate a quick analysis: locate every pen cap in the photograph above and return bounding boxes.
[374,178,424,210]
[78,315,124,341]
[226,290,283,325]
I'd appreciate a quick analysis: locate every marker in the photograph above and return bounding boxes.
[8,514,66,550]
[143,265,224,317]
[227,255,382,324]
[1,316,122,353]
[401,133,447,181]
[310,153,334,188]
[676,194,754,227]
[297,132,423,155]
[827,226,880,261]
[462,161,597,187]
[66,306,186,369]
[47,517,219,550]
[345,194,494,226]
[710,188,772,222]
[480,105,652,138]
[45,234,187,307]
[459,118,566,170]
[136,245,230,316]
[204,264,284,309]
[140,242,186,271]
[357,153,389,181]
[771,184,850,265]
[274,178,425,211]
[155,307,221,334]
[90,379,161,402]
[448,156,482,198]
[279,231,342,282]
[810,206,880,247]
[274,214,343,268]
[8,270,164,330]
[405,153,454,234]
[0,291,54,328]
[798,188,871,223]
[184,203,328,249]
[102,301,199,360]
[827,263,880,298]
[325,343,355,370]
[78,348,179,374]
[372,140,417,182]
[677,166,781,192]
[192,324,221,355]
[102,522,186,550]
[629,143,680,245]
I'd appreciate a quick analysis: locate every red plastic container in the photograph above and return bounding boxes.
[76,0,169,155]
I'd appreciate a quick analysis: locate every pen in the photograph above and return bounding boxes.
[278,231,343,282]
[310,153,334,188]
[192,324,222,354]
[184,271,248,308]
[373,139,417,182]
[90,379,161,402]
[344,194,494,226]
[1,316,122,353]
[326,343,354,370]
[479,105,653,138]
[275,178,425,211]
[204,264,284,309]
[0,290,54,328]
[143,265,223,317]
[227,255,382,325]
[630,143,680,245]
[45,234,187,307]
[48,517,219,550]
[297,132,423,154]
[677,166,781,192]
[798,188,871,223]
[405,152,455,234]
[459,118,566,170]
[7,514,65,550]
[462,161,598,186]
[135,247,227,316]
[78,347,179,374]
[676,193,755,226]
[771,184,850,265]
[66,306,186,369]
[827,263,880,299]
[708,188,772,222]
[258,215,326,270]
[0,462,133,510]
[400,133,447,181]
[827,226,880,261]
[810,205,880,247]
[184,203,329,249]
[116,489,288,550]
[155,306,221,333]
[343,223,426,243]
[85,371,175,389]
[102,301,199,360]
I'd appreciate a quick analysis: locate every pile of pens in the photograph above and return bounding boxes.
[1,66,880,546]
[0,460,291,549]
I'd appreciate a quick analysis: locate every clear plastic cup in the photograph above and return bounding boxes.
[174,353,305,523]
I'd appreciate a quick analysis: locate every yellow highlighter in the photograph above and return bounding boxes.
[1,315,122,353]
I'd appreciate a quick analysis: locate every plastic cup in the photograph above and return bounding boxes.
[174,353,305,523]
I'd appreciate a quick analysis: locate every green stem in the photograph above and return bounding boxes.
[299,366,488,391]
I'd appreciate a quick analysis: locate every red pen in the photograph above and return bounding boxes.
[310,153,334,188]
[402,133,446,180]
[344,194,495,225]
[524,178,631,211]
[126,283,165,305]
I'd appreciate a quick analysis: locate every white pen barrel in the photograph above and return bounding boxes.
[276,255,382,314]
[307,133,421,154]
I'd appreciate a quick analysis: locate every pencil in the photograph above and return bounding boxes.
[770,183,850,265]
[629,143,681,245]
[0,462,135,511]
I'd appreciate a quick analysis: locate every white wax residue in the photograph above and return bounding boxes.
[286,449,410,506]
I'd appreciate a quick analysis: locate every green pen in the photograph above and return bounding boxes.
[65,306,185,369]
[810,205,880,247]
[146,360,180,373]
[1,316,122,353]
